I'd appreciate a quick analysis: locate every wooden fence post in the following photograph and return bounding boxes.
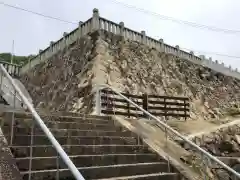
[164,97,167,120]
[184,99,187,121]
[127,94,130,118]
[142,93,148,118]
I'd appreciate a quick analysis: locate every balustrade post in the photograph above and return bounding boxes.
[78,21,83,37]
[119,22,125,37]
[141,31,147,45]
[63,32,68,48]
[159,39,164,52]
[39,50,43,62]
[175,45,180,57]
[92,8,100,32]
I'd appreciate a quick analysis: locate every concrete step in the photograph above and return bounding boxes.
[10,115,113,124]
[2,120,119,131]
[45,121,117,130]
[21,162,171,180]
[6,135,140,146]
[94,172,180,180]
[10,145,151,158]
[47,116,112,123]
[10,111,110,121]
[3,126,134,137]
[16,153,161,171]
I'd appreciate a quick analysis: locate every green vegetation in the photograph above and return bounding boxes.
[0,53,32,66]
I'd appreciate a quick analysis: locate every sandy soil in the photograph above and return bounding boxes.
[114,116,211,180]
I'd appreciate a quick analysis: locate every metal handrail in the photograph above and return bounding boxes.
[1,82,22,103]
[97,84,240,179]
[0,64,85,180]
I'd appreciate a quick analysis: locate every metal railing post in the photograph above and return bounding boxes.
[56,154,60,180]
[10,110,15,146]
[28,119,34,180]
[10,87,17,146]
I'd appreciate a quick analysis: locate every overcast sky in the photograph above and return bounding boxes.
[1,0,240,69]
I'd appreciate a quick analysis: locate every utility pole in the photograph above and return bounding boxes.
[10,40,14,64]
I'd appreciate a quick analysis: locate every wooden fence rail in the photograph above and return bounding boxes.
[100,89,190,120]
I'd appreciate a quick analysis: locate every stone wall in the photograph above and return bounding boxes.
[94,31,240,120]
[191,125,240,157]
[20,31,101,113]
[179,124,240,178]
[20,30,240,121]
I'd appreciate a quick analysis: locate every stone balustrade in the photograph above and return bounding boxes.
[20,9,240,80]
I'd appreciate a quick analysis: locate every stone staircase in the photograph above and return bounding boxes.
[0,111,183,180]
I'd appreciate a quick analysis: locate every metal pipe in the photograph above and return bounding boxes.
[0,64,85,180]
[98,84,240,179]
[2,82,22,103]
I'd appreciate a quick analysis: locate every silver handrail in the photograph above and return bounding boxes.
[0,64,85,180]
[97,84,240,179]
[1,82,22,103]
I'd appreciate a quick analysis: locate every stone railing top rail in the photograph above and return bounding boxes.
[0,60,21,77]
[20,8,240,80]
[39,18,92,56]
[0,60,21,67]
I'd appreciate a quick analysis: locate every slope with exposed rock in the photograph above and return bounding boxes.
[20,30,240,121]
[17,29,240,179]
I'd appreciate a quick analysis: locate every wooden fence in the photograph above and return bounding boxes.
[100,89,190,120]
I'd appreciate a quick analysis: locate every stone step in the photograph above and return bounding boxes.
[21,162,171,180]
[2,120,119,131]
[3,126,134,137]
[45,121,117,130]
[6,135,140,146]
[11,115,113,124]
[10,145,151,158]
[94,172,179,180]
[38,114,112,123]
[10,111,110,121]
[16,153,161,171]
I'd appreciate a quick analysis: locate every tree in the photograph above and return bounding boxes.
[0,53,29,66]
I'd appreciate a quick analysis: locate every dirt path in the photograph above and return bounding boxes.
[166,116,240,139]
[167,118,217,135]
[114,116,209,180]
[185,118,240,139]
